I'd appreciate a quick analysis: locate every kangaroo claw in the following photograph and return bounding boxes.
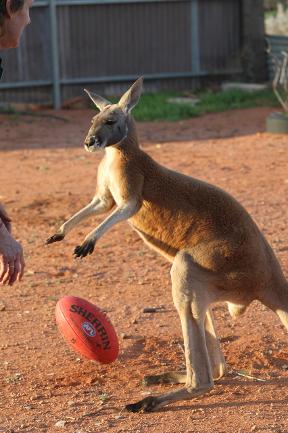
[46,233,65,244]
[126,396,159,413]
[74,240,95,258]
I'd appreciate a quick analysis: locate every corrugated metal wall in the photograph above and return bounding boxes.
[0,0,243,108]
[199,0,242,72]
[59,1,191,77]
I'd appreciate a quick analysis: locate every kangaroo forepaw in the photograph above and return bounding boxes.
[46,233,65,244]
[126,396,159,413]
[74,240,95,258]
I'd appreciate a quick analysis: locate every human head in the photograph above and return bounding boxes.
[0,0,33,49]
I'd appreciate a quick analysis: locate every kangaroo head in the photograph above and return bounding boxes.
[84,77,143,152]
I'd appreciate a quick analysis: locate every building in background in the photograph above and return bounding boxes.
[0,0,266,109]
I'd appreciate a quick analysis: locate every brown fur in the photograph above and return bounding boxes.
[47,78,288,412]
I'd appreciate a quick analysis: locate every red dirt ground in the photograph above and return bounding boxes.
[0,106,288,433]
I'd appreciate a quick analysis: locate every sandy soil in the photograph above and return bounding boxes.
[0,106,288,433]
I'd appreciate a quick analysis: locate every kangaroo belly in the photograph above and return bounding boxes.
[128,200,206,260]
[128,199,268,278]
[131,226,177,262]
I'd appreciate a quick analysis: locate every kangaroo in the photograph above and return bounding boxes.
[47,77,288,412]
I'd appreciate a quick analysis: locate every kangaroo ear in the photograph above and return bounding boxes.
[118,77,143,114]
[84,89,111,111]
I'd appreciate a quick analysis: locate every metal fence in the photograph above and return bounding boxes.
[266,35,288,80]
[0,0,242,109]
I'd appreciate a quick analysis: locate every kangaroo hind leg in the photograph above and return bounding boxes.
[126,251,216,413]
[144,308,225,386]
[205,308,226,381]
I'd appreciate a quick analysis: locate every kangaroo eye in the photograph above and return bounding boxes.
[105,119,116,126]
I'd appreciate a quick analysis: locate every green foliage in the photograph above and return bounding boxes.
[130,88,278,122]
[133,91,197,121]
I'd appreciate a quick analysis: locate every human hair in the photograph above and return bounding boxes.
[0,0,25,27]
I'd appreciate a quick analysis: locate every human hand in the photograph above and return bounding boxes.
[0,222,25,285]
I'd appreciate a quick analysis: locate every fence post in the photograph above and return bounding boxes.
[241,0,267,81]
[49,0,61,109]
[191,0,200,75]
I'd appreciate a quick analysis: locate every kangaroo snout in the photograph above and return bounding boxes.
[85,135,103,152]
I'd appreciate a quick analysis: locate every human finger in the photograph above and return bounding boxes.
[17,253,25,282]
[2,260,15,285]
[0,258,8,283]
[9,255,21,286]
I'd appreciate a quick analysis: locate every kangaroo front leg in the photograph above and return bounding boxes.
[46,195,114,244]
[74,200,140,258]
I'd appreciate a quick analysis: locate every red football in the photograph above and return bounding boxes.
[55,296,119,364]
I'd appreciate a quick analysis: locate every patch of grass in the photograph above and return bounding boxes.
[125,88,279,122]
[194,88,279,114]
[133,91,197,121]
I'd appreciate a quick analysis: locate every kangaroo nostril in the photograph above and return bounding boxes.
[86,136,96,147]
